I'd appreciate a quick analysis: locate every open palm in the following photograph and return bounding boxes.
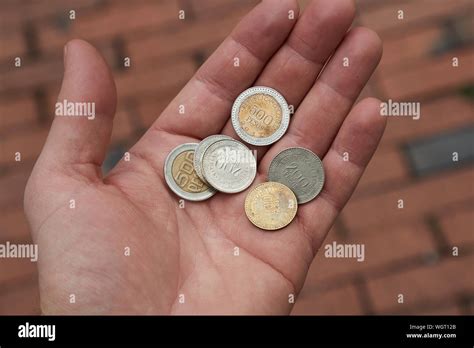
[24,0,385,314]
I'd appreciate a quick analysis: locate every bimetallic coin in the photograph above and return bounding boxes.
[268,147,325,204]
[244,182,298,230]
[231,86,290,146]
[164,143,216,201]
[194,134,232,184]
[202,139,257,193]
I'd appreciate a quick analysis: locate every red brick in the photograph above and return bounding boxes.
[127,6,250,67]
[0,43,116,94]
[378,47,474,100]
[380,26,441,71]
[359,0,472,34]
[111,108,135,143]
[0,0,99,29]
[187,0,257,18]
[0,166,31,210]
[0,256,38,285]
[381,95,474,144]
[439,206,474,247]
[0,281,40,314]
[38,1,179,52]
[355,0,389,11]
[367,254,474,313]
[0,56,63,94]
[342,168,474,231]
[0,127,49,167]
[0,30,27,62]
[357,146,409,191]
[416,304,462,315]
[0,95,38,133]
[292,284,362,315]
[0,209,32,243]
[303,221,435,285]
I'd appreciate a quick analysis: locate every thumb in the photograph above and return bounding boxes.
[38,39,117,178]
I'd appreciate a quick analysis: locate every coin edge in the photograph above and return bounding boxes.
[164,143,216,201]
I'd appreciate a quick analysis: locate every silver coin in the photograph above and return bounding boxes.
[164,143,216,201]
[202,139,257,193]
[231,86,290,146]
[194,134,232,184]
[268,147,325,204]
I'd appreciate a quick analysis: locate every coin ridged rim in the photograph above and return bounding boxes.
[244,182,298,231]
[201,139,257,193]
[231,86,290,146]
[194,134,233,184]
[164,143,216,201]
[268,147,325,204]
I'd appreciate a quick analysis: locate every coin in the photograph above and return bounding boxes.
[231,86,290,146]
[244,182,298,230]
[202,139,257,193]
[194,134,232,184]
[164,143,216,201]
[268,147,325,204]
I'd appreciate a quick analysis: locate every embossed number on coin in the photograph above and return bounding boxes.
[231,86,290,146]
[164,143,216,201]
[202,139,257,193]
[268,147,325,204]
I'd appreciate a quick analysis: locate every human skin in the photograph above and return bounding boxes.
[24,0,385,314]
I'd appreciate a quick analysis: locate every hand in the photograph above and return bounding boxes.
[25,0,384,314]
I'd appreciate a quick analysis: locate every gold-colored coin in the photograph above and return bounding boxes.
[232,86,290,146]
[244,182,298,231]
[238,93,282,138]
[171,150,209,193]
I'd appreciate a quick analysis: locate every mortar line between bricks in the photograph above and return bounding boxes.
[362,6,474,39]
[353,275,375,315]
[22,21,40,59]
[307,246,474,294]
[0,0,105,31]
[178,0,196,21]
[457,293,474,315]
[111,36,128,71]
[309,254,434,293]
[7,0,255,67]
[0,273,38,296]
[349,164,474,201]
[34,87,50,125]
[425,214,451,254]
[342,197,474,236]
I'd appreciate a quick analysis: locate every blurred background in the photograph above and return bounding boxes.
[0,0,473,315]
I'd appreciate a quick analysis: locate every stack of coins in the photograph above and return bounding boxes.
[164,136,257,200]
[164,86,325,231]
